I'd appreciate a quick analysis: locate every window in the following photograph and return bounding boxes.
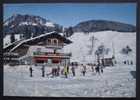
[52,39,58,45]
[36,48,41,55]
[47,39,51,45]
[53,39,57,44]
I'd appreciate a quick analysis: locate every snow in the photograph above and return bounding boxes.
[4,64,136,97]
[4,34,21,47]
[4,14,17,26]
[19,22,38,26]
[10,25,15,28]
[45,22,55,27]
[4,21,9,26]
[10,31,56,52]
[63,31,136,64]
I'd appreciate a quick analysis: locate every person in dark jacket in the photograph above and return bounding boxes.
[54,68,57,76]
[29,67,33,77]
[67,66,69,74]
[57,66,60,76]
[131,61,133,65]
[100,64,104,73]
[91,65,94,72]
[81,65,86,76]
[124,61,126,64]
[71,66,76,76]
[127,60,129,65]
[41,65,45,77]
[95,63,100,75]
[64,66,68,78]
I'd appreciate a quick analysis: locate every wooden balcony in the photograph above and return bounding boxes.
[46,43,64,49]
[33,52,72,58]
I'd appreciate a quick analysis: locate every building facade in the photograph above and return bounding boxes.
[4,31,72,66]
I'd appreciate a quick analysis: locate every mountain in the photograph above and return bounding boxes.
[3,14,63,38]
[72,20,136,33]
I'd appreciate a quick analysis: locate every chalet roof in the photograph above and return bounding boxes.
[3,39,23,52]
[10,31,72,52]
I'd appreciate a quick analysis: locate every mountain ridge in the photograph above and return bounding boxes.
[3,14,63,38]
[3,14,136,39]
[72,20,136,33]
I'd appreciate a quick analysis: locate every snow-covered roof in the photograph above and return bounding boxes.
[10,31,72,52]
[3,39,24,52]
[10,31,55,52]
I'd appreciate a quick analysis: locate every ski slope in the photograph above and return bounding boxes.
[63,31,136,64]
[4,64,136,97]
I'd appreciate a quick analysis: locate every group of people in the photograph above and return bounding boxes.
[29,63,104,78]
[123,60,133,65]
[61,65,76,78]
[51,66,60,77]
[95,64,104,75]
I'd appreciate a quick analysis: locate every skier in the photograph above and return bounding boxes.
[51,68,55,77]
[124,61,126,64]
[127,60,129,65]
[61,68,64,75]
[67,65,69,74]
[91,65,94,72]
[81,65,86,76]
[64,66,68,78]
[71,66,76,76]
[54,67,57,76]
[95,63,100,75]
[114,60,117,64]
[57,66,60,76]
[131,61,133,65]
[29,67,33,77]
[95,66,100,75]
[100,64,104,73]
[41,65,45,77]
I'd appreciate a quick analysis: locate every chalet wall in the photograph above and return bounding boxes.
[13,45,29,57]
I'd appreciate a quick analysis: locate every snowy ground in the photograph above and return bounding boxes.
[4,63,136,97]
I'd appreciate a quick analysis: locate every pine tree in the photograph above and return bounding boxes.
[10,33,15,43]
[65,27,74,37]
[26,26,31,39]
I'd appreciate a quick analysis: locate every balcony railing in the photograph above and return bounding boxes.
[46,43,64,48]
[33,52,72,57]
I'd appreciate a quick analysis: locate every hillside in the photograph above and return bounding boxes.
[63,31,136,64]
[73,20,136,33]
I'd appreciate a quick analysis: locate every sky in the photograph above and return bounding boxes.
[3,3,136,27]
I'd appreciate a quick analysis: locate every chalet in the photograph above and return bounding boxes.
[100,57,114,66]
[4,31,72,66]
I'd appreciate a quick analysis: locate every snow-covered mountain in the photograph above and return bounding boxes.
[4,14,55,27]
[3,14,63,38]
[63,31,136,64]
